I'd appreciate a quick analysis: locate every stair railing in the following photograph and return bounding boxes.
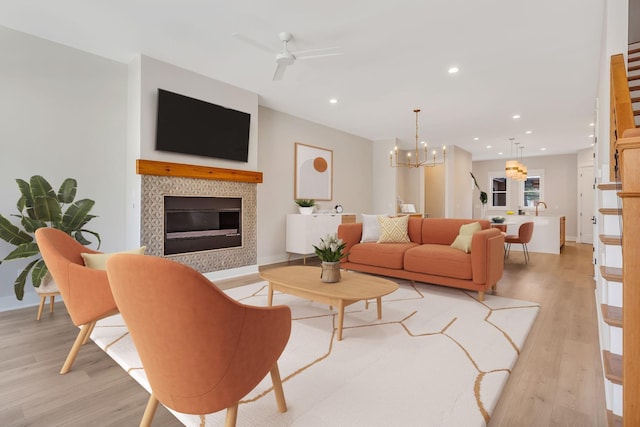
[610,54,636,181]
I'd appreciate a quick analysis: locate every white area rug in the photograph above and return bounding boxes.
[90,280,539,426]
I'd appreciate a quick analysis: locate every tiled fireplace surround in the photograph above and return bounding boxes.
[138,160,261,274]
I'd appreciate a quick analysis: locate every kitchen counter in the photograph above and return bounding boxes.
[490,215,565,255]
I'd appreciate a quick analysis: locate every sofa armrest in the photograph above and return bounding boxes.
[337,223,363,263]
[470,228,504,286]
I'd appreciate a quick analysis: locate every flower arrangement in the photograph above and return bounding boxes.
[313,234,348,262]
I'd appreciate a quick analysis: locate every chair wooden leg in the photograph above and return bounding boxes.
[225,403,238,427]
[82,322,96,345]
[270,363,287,413]
[478,291,485,302]
[49,295,56,314]
[140,394,159,427]
[36,296,46,320]
[60,323,93,374]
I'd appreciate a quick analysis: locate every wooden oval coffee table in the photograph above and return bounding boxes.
[260,266,398,341]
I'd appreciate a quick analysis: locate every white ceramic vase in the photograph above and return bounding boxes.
[299,206,314,215]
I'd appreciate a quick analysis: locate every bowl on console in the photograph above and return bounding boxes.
[491,216,505,223]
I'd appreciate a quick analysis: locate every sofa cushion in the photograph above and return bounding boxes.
[349,242,418,269]
[450,222,482,253]
[377,215,410,243]
[81,246,146,270]
[404,244,473,280]
[361,214,386,243]
[422,218,489,245]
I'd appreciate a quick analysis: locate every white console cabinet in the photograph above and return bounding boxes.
[286,213,355,263]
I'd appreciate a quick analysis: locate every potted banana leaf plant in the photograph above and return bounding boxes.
[0,175,100,300]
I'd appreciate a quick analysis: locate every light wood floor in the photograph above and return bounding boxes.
[0,243,606,426]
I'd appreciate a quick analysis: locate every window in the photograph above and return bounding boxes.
[489,172,508,208]
[520,169,544,210]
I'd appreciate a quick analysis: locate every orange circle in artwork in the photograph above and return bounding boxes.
[313,157,328,172]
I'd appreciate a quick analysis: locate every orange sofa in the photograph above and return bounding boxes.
[337,218,505,301]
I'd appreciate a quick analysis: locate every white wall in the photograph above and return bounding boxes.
[372,139,398,215]
[0,27,128,310]
[472,153,579,240]
[257,107,373,264]
[446,146,473,218]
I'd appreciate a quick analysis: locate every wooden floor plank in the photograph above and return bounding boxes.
[489,243,607,426]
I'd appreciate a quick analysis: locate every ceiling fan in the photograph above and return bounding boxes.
[232,31,342,81]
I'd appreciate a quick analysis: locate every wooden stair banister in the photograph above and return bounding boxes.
[617,127,640,426]
[610,54,636,181]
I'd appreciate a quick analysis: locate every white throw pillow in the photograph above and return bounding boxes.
[81,246,146,270]
[361,214,387,243]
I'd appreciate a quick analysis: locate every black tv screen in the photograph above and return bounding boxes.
[155,89,250,162]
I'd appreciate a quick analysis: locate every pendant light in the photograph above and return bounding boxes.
[505,138,518,178]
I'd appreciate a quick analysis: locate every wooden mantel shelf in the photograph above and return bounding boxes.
[136,159,263,183]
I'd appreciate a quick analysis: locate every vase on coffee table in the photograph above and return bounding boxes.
[321,261,341,283]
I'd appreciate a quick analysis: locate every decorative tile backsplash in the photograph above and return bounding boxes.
[140,175,257,273]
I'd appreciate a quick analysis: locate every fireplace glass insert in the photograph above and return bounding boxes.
[164,196,241,255]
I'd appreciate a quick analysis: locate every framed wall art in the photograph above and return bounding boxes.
[294,142,333,200]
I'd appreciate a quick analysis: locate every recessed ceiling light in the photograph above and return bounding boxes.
[473,137,479,141]
[591,143,595,146]
[589,122,595,127]
[512,114,521,119]
[448,67,459,74]
[541,147,547,151]
[486,145,492,149]
[498,152,503,155]
[329,98,338,104]
[589,134,594,138]
[525,130,532,134]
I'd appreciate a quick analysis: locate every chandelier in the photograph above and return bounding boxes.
[390,109,446,168]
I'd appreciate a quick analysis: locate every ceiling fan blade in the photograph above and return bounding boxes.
[296,52,344,60]
[293,47,342,59]
[273,63,287,81]
[232,32,277,54]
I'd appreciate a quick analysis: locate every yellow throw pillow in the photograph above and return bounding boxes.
[377,215,410,243]
[450,222,481,253]
[81,246,146,270]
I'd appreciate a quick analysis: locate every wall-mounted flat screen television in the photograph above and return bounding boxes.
[155,89,250,162]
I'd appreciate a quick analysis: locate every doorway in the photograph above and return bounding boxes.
[578,165,594,244]
[423,165,445,218]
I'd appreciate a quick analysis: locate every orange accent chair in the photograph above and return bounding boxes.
[35,227,119,374]
[105,254,292,427]
[504,222,534,263]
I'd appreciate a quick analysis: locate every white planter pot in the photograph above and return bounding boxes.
[298,207,314,215]
[36,271,59,294]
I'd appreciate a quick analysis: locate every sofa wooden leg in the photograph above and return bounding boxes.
[478,291,485,302]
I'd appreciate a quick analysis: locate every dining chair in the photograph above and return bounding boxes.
[504,221,534,263]
[106,254,292,427]
[35,227,119,374]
